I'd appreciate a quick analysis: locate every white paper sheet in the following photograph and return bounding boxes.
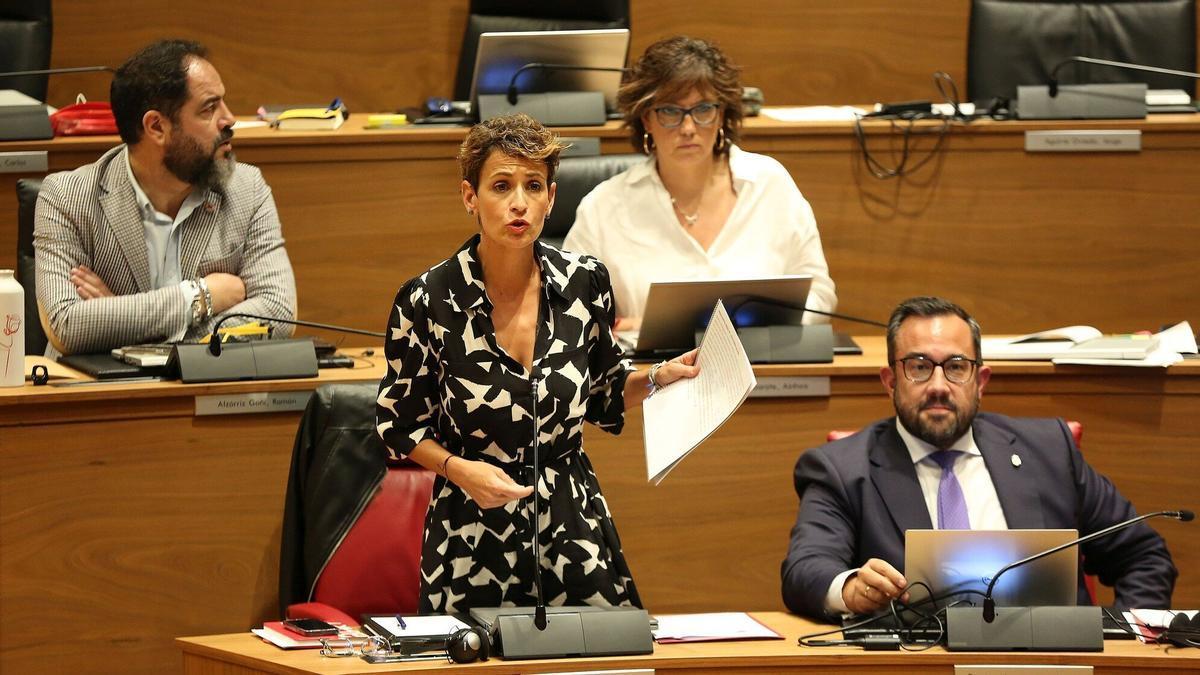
[642,301,756,484]
[652,612,782,642]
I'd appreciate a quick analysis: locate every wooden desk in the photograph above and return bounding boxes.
[176,611,1200,674]
[3,113,1198,334]
[2,339,1198,674]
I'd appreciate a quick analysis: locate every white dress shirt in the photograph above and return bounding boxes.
[823,419,1009,614]
[123,153,204,290]
[563,145,836,323]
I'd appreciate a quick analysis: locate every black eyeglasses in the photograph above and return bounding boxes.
[894,356,980,384]
[652,102,722,128]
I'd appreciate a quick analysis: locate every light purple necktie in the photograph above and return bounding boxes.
[928,449,971,530]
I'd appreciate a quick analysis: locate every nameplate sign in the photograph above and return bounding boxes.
[195,390,310,416]
[1024,130,1141,153]
[750,376,831,398]
[0,151,48,173]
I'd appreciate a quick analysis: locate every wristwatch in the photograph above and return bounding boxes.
[180,279,204,327]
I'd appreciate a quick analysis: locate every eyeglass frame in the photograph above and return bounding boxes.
[651,101,723,128]
[892,355,981,384]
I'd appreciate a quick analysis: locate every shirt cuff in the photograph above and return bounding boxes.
[179,280,200,329]
[824,569,858,616]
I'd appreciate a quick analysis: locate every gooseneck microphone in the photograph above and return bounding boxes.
[206,313,384,356]
[529,373,548,631]
[0,66,115,79]
[505,63,630,105]
[802,307,887,329]
[981,509,1194,622]
[1047,56,1200,97]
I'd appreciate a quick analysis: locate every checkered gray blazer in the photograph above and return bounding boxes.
[34,145,296,355]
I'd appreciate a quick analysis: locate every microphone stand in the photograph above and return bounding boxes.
[1018,55,1200,120]
[982,510,1194,622]
[946,509,1193,651]
[0,65,115,141]
[1048,57,1200,97]
[206,312,383,357]
[476,63,629,126]
[505,63,630,105]
[169,312,383,383]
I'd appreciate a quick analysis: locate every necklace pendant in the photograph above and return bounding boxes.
[670,196,700,227]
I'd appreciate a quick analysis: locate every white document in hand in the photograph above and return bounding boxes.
[642,300,756,484]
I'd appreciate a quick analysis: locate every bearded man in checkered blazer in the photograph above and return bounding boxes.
[34,39,296,356]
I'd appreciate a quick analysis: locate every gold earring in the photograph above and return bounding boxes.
[716,127,727,151]
[467,208,474,216]
[642,132,655,155]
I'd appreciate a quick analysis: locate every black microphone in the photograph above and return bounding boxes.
[981,509,1194,622]
[505,63,629,105]
[1047,56,1200,98]
[528,372,548,631]
[0,66,115,79]
[802,307,887,329]
[206,312,384,356]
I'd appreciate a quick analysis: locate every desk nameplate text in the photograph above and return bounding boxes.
[750,376,831,398]
[195,390,310,416]
[1024,130,1141,152]
[0,150,48,172]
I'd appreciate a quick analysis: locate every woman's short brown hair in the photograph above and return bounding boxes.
[458,113,567,189]
[617,36,743,156]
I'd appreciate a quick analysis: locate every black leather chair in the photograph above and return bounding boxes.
[16,178,47,357]
[544,153,641,250]
[967,0,1197,103]
[0,0,53,101]
[279,383,435,621]
[453,0,630,102]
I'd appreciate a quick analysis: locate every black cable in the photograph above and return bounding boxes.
[798,583,985,649]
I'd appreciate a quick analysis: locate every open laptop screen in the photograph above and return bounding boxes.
[470,29,630,116]
[904,529,1079,608]
[635,276,812,355]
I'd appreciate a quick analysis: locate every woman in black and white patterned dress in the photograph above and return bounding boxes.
[377,114,698,614]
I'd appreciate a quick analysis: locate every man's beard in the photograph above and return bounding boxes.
[895,389,979,449]
[164,129,235,190]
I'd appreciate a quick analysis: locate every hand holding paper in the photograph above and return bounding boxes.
[642,300,756,484]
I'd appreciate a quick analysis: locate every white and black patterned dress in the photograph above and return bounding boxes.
[377,235,641,614]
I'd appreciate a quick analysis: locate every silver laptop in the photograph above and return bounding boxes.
[904,529,1079,608]
[634,276,812,355]
[470,29,630,114]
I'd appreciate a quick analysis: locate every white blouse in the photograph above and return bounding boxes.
[563,145,837,323]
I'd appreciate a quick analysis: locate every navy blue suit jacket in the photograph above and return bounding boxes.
[780,413,1177,621]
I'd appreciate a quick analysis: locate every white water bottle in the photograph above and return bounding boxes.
[0,269,25,387]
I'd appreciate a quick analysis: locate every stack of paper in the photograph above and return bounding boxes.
[642,300,756,484]
[982,325,1102,360]
[652,612,783,643]
[1052,321,1196,367]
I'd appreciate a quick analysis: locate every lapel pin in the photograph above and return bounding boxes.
[204,201,216,213]
[1011,453,1022,468]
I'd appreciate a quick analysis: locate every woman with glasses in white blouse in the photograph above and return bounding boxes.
[564,36,837,331]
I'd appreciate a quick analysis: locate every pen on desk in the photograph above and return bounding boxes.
[396,615,407,630]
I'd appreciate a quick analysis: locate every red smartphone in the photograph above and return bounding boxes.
[281,618,338,637]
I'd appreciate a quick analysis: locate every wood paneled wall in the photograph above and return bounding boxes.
[47,2,969,114]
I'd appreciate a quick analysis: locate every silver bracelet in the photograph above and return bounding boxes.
[648,360,668,395]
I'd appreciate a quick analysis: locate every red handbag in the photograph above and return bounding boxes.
[50,101,118,136]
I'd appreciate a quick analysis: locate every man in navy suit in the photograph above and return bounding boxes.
[781,296,1177,621]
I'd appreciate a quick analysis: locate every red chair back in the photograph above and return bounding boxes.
[309,463,434,618]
